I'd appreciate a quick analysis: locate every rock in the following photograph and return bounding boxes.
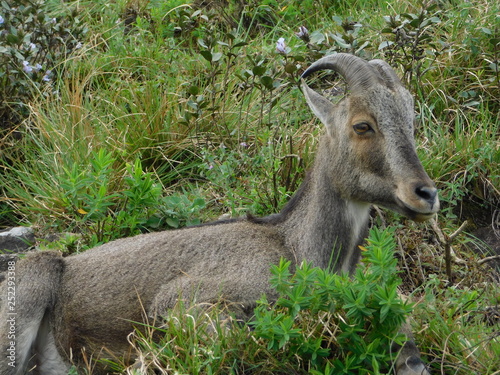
[0,226,35,253]
[0,227,36,284]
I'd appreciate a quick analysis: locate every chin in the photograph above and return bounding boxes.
[398,206,437,222]
[377,201,437,222]
[412,212,436,222]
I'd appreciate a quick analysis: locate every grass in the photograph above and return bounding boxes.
[1,0,499,373]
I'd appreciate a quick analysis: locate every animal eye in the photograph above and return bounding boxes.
[353,122,373,135]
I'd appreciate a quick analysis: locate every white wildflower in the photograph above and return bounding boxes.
[276,37,287,54]
[22,61,33,73]
[296,26,310,42]
[42,70,52,82]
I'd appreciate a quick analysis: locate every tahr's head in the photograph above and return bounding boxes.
[301,53,439,221]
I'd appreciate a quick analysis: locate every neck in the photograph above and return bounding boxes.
[273,139,371,272]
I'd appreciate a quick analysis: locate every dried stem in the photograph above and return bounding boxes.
[430,218,468,281]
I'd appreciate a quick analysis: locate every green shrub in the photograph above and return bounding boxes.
[159,192,206,228]
[1,148,201,249]
[252,227,412,374]
[54,149,164,247]
[0,0,86,129]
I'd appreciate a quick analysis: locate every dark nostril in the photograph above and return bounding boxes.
[415,186,437,205]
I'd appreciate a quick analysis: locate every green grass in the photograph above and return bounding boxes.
[412,276,499,374]
[1,0,499,374]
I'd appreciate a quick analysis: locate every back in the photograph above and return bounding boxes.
[53,219,287,357]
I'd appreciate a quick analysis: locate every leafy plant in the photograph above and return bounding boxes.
[378,3,443,88]
[159,193,206,229]
[252,227,412,374]
[56,149,163,247]
[39,232,83,254]
[32,148,207,245]
[0,0,86,130]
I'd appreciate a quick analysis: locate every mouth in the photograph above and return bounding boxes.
[412,211,436,222]
[395,197,439,222]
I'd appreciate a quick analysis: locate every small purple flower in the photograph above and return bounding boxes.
[42,70,52,82]
[240,142,248,148]
[276,38,287,54]
[22,61,33,73]
[0,15,4,25]
[296,26,310,42]
[75,42,82,49]
[208,164,214,170]
[34,63,42,72]
[29,42,36,50]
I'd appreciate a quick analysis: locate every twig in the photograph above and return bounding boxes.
[478,254,500,265]
[449,220,469,242]
[431,217,446,244]
[430,218,468,281]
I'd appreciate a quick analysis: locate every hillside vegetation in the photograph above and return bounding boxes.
[0,0,498,374]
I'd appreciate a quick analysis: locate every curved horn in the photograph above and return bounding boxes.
[368,59,402,88]
[301,53,379,93]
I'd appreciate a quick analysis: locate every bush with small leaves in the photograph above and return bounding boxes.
[57,150,164,247]
[252,227,412,374]
[0,0,86,130]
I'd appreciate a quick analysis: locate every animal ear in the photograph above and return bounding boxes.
[301,80,336,134]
